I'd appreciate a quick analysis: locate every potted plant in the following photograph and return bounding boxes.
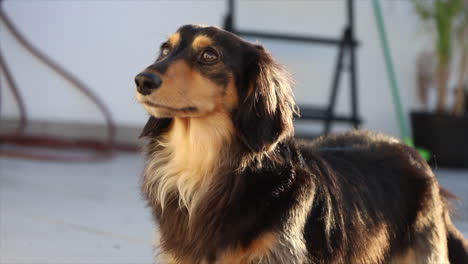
[410,0,468,168]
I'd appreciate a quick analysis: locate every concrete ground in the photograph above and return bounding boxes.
[1,153,467,264]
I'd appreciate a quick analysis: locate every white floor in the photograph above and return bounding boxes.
[1,153,467,264]
[1,154,154,264]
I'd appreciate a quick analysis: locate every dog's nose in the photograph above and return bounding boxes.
[135,72,162,95]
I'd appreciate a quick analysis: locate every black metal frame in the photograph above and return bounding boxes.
[223,0,361,136]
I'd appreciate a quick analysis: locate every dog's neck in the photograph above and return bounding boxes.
[144,111,235,214]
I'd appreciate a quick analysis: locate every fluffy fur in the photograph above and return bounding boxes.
[136,25,468,263]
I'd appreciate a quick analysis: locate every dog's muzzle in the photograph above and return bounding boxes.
[135,72,162,95]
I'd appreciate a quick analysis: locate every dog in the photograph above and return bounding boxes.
[135,24,468,264]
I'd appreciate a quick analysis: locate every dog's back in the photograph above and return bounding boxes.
[299,130,467,263]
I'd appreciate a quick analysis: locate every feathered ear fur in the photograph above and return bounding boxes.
[139,116,172,138]
[234,45,298,153]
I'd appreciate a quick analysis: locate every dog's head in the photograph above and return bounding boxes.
[136,24,297,153]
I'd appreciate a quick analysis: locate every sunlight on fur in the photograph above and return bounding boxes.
[143,112,234,215]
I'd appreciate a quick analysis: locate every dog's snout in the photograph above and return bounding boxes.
[135,72,162,95]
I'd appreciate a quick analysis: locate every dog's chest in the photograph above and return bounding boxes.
[142,116,233,210]
[153,189,309,264]
[155,205,278,264]
[143,142,221,211]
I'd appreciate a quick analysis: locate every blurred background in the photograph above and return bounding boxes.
[0,0,467,263]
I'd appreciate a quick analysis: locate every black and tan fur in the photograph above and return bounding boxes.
[135,25,468,264]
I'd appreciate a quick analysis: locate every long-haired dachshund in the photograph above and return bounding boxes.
[135,25,468,264]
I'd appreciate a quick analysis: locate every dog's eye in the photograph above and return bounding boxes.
[159,44,171,59]
[199,48,219,64]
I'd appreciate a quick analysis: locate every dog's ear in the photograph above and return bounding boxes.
[234,44,298,153]
[139,116,172,138]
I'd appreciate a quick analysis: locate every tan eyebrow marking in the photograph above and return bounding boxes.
[192,35,213,49]
[168,32,181,47]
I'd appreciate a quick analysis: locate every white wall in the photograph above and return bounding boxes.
[0,0,430,137]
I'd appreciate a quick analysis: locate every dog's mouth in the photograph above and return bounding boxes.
[143,100,198,113]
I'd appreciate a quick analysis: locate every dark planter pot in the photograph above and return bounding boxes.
[410,111,468,168]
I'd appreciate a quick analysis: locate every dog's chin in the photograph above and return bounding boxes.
[146,107,178,118]
[142,104,203,119]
